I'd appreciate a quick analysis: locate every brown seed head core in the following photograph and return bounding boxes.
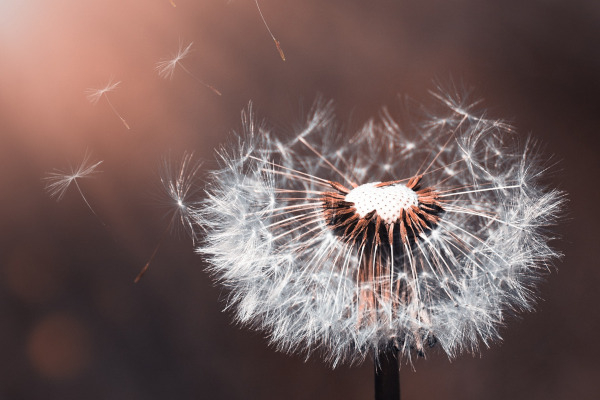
[322,175,443,249]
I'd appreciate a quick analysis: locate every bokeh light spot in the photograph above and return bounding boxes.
[27,313,92,380]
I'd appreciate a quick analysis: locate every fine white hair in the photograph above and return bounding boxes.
[195,90,564,366]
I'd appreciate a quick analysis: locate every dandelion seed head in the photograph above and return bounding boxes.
[135,152,204,283]
[85,79,121,105]
[156,41,193,80]
[197,91,565,366]
[85,78,129,129]
[159,152,203,244]
[44,151,104,223]
[44,152,102,200]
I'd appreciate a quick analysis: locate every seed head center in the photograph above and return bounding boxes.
[322,176,443,246]
[345,182,419,225]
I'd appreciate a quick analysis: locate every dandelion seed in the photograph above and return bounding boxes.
[169,0,176,7]
[135,152,203,283]
[155,41,222,96]
[44,151,104,224]
[254,0,286,61]
[197,91,565,370]
[85,79,130,129]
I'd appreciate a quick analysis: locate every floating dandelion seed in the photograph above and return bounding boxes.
[44,151,104,224]
[196,90,565,376]
[155,41,222,96]
[85,79,130,129]
[254,0,286,61]
[135,152,203,283]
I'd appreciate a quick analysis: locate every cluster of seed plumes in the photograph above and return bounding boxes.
[196,92,564,366]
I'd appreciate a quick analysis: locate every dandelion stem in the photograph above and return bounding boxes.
[374,346,400,400]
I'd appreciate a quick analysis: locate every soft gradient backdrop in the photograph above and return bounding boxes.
[0,1,598,399]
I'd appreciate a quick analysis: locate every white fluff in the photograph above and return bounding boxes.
[195,90,564,366]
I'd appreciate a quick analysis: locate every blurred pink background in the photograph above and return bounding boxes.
[0,0,598,399]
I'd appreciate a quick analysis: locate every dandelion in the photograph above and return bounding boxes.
[44,151,104,224]
[196,91,564,396]
[85,78,130,129]
[155,41,222,96]
[135,152,203,283]
[254,0,286,61]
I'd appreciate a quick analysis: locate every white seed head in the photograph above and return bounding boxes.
[196,92,565,366]
[345,182,418,224]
